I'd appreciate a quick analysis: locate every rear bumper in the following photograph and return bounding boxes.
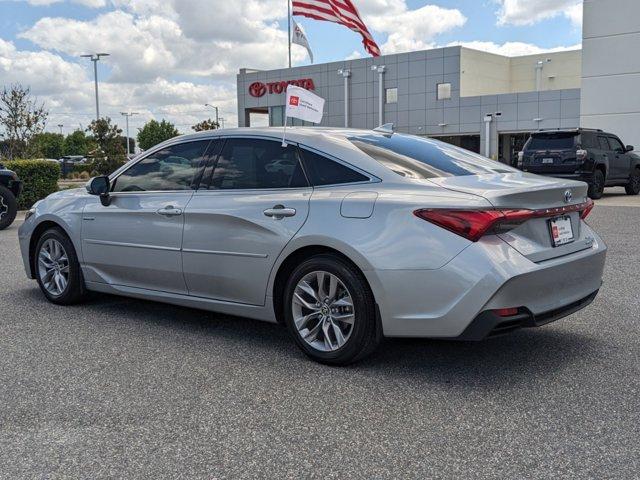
[455,289,599,340]
[366,224,607,338]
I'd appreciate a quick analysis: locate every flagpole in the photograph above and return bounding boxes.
[287,0,292,68]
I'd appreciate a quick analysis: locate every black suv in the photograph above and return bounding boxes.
[0,163,23,230]
[518,128,640,199]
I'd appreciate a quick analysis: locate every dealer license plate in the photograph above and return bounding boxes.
[542,158,554,164]
[549,216,574,247]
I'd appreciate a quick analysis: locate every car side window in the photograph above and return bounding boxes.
[597,136,611,151]
[607,136,625,153]
[112,140,210,192]
[298,148,369,186]
[208,138,308,190]
[581,133,597,149]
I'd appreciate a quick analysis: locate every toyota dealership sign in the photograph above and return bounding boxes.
[248,78,315,97]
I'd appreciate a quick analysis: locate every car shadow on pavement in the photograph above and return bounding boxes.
[17,286,601,388]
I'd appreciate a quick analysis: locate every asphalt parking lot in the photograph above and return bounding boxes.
[1,190,639,479]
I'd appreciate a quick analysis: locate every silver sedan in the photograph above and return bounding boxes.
[18,127,606,364]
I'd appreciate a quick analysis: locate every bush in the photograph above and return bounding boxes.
[5,159,61,209]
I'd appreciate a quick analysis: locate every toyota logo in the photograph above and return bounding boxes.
[249,82,267,97]
[564,189,572,203]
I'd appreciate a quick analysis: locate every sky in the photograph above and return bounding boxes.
[0,0,582,136]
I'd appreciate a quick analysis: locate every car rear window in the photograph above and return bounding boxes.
[348,133,514,178]
[526,133,578,151]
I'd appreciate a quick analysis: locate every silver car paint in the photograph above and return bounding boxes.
[18,127,607,338]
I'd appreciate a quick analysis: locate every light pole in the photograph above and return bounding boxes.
[371,65,386,126]
[120,112,138,157]
[57,124,63,135]
[337,69,351,127]
[81,53,110,121]
[204,104,219,126]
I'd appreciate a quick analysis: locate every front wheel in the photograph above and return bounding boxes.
[34,228,87,305]
[0,185,18,230]
[283,254,381,365]
[625,168,640,195]
[588,170,605,199]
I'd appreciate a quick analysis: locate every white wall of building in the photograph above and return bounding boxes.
[581,0,640,147]
[460,48,581,97]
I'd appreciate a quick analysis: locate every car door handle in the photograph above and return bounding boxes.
[263,205,296,219]
[156,206,183,216]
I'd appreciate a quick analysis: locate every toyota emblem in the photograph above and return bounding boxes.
[249,82,267,97]
[564,189,572,203]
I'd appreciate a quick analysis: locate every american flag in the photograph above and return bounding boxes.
[292,0,380,57]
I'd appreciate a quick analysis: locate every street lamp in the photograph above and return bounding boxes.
[204,104,219,125]
[535,58,551,92]
[81,53,110,121]
[57,124,64,135]
[120,112,138,157]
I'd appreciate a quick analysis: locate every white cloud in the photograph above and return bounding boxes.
[495,0,582,27]
[345,50,362,60]
[447,40,581,57]
[13,0,106,7]
[360,2,467,54]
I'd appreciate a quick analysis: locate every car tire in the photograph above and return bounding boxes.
[625,168,640,195]
[34,227,87,305]
[283,254,381,365]
[0,185,18,231]
[588,170,605,199]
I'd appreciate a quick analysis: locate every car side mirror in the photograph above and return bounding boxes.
[626,145,634,152]
[86,176,111,206]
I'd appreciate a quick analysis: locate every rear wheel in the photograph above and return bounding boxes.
[34,228,87,305]
[625,168,640,195]
[0,185,18,230]
[588,169,605,199]
[283,254,380,365]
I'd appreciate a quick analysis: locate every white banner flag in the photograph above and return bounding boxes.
[285,84,325,124]
[291,19,313,63]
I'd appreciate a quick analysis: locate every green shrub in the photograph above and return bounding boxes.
[5,159,61,209]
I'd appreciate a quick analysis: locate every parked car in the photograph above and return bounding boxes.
[19,128,606,365]
[0,163,23,230]
[518,128,640,199]
[58,155,87,165]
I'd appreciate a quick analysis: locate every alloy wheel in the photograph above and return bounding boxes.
[38,238,70,296]
[291,270,355,352]
[0,195,7,220]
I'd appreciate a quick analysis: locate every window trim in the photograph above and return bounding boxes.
[108,138,216,194]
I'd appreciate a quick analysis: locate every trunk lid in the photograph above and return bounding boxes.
[429,172,594,262]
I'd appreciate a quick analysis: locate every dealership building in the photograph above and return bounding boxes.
[237,0,638,164]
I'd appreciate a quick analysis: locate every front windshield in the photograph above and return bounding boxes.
[349,133,515,179]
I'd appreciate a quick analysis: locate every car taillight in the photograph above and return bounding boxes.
[580,198,594,219]
[414,199,595,241]
[576,149,588,161]
[413,209,532,241]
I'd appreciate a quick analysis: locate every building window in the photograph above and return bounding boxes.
[269,105,284,127]
[386,87,398,104]
[437,83,451,100]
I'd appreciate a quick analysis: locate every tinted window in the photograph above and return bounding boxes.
[209,138,307,189]
[112,140,209,192]
[527,133,578,151]
[581,133,597,149]
[598,136,611,150]
[349,134,514,179]
[607,136,625,153]
[299,149,369,185]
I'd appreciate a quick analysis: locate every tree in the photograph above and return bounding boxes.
[86,117,126,175]
[137,119,179,150]
[30,132,64,159]
[192,118,219,132]
[0,84,48,159]
[63,130,90,156]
